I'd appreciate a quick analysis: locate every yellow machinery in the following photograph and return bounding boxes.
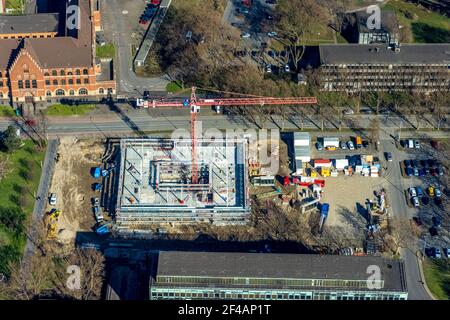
[320,167,331,177]
[248,161,261,177]
[45,209,61,239]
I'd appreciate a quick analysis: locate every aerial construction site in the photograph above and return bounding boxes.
[114,138,251,228]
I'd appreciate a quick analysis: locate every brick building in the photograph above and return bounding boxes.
[0,0,116,114]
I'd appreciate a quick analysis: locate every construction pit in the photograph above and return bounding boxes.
[45,137,106,246]
[114,138,251,232]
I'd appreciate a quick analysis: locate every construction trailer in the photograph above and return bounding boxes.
[323,137,340,150]
[114,138,251,229]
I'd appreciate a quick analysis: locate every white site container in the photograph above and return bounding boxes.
[334,159,349,170]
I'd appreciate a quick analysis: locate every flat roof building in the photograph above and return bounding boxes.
[319,43,450,92]
[149,252,408,300]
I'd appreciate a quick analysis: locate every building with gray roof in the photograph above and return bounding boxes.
[0,14,59,39]
[149,251,408,300]
[319,43,450,92]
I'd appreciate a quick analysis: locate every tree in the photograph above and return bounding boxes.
[1,125,21,152]
[369,117,380,146]
[275,0,330,72]
[0,154,11,182]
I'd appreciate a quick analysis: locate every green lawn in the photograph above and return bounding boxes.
[0,140,45,275]
[45,104,96,116]
[5,0,24,14]
[96,43,116,59]
[0,105,15,117]
[423,258,450,300]
[166,80,184,93]
[383,0,450,43]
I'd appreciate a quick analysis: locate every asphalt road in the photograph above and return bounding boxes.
[101,0,169,93]
[1,111,448,138]
[381,140,432,300]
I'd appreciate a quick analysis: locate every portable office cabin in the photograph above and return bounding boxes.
[294,132,310,146]
[323,137,339,149]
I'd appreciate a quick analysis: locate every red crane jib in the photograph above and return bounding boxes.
[147,97,317,107]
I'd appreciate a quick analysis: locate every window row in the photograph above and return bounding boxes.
[46,88,89,96]
[18,80,37,89]
[44,69,89,76]
[45,78,89,86]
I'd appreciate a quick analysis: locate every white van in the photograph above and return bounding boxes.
[408,139,414,149]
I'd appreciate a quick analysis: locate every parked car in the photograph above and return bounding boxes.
[412,159,419,167]
[347,141,355,150]
[429,226,438,236]
[405,167,413,177]
[343,109,354,115]
[385,152,393,162]
[432,216,441,228]
[241,32,251,38]
[237,8,249,14]
[430,168,437,176]
[414,140,420,149]
[362,141,369,148]
[428,186,435,197]
[93,206,103,223]
[438,166,444,176]
[404,160,412,168]
[92,197,100,206]
[316,142,323,151]
[409,187,417,197]
[412,196,419,207]
[435,188,442,198]
[416,187,424,197]
[265,64,272,73]
[49,193,57,206]
[418,168,426,177]
[284,64,290,72]
[433,247,442,259]
[267,31,277,37]
[443,248,450,258]
[413,167,419,176]
[340,141,347,150]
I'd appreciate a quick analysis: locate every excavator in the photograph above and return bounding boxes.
[45,209,61,239]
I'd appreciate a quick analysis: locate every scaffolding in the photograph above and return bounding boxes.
[115,138,250,227]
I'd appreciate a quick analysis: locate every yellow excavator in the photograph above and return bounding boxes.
[45,209,61,239]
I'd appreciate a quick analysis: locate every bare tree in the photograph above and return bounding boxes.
[275,0,330,72]
[0,154,12,182]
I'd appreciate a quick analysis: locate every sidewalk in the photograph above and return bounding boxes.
[21,139,59,275]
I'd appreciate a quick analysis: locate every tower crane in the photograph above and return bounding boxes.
[136,87,317,184]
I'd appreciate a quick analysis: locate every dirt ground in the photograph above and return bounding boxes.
[47,138,105,245]
[320,176,388,238]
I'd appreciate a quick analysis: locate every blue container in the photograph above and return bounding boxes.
[93,167,101,178]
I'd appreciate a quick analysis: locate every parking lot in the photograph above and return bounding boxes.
[224,0,292,75]
[394,138,449,258]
